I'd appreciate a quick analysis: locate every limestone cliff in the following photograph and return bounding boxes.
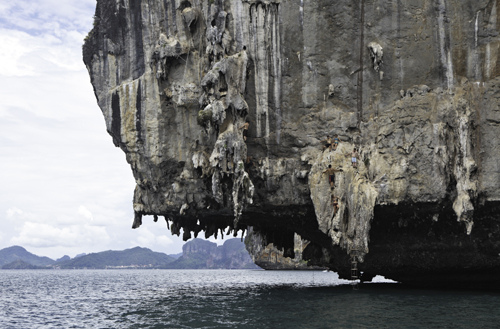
[84,0,500,287]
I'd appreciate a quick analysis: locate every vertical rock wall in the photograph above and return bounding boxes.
[84,0,500,284]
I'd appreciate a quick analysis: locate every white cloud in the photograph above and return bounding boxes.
[78,205,94,222]
[0,0,96,34]
[132,227,174,250]
[0,32,37,76]
[11,221,110,248]
[6,207,33,220]
[157,235,174,247]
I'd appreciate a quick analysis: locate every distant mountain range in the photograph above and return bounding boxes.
[51,246,174,269]
[0,246,55,267]
[2,259,47,270]
[0,238,259,270]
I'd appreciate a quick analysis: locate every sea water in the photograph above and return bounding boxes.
[0,269,499,328]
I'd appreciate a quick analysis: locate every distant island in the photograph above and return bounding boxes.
[163,238,259,269]
[0,238,260,270]
[2,259,47,270]
[0,246,55,267]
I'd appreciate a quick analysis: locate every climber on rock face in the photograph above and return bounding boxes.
[323,164,343,190]
[240,120,250,141]
[333,134,340,151]
[321,135,333,152]
[348,148,359,168]
[332,196,339,215]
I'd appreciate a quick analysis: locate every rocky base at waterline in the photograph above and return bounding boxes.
[83,0,500,287]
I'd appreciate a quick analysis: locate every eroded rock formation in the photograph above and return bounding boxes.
[84,0,500,287]
[245,229,325,270]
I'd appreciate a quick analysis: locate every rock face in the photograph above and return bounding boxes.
[84,0,500,287]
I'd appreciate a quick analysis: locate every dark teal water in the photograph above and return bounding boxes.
[0,269,499,328]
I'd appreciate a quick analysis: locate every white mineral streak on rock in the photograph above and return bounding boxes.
[453,110,477,234]
[368,42,383,72]
[475,12,479,49]
[232,0,244,49]
[328,84,335,97]
[437,0,454,89]
[254,5,269,138]
[486,2,498,80]
[192,151,210,176]
[474,11,480,80]
[272,6,282,144]
[236,1,282,204]
[180,203,189,215]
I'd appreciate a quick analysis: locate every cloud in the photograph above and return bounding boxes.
[78,205,93,221]
[0,0,223,260]
[0,0,96,34]
[0,1,136,258]
[157,235,174,247]
[0,1,92,78]
[6,207,33,220]
[132,227,174,250]
[10,221,110,248]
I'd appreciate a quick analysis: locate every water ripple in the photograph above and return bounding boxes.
[0,270,499,328]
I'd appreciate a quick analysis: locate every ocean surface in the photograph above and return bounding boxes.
[0,269,499,328]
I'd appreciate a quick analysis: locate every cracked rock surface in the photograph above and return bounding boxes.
[84,0,500,287]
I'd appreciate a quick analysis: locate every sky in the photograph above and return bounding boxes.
[0,0,226,259]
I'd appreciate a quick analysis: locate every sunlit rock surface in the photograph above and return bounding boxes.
[83,0,500,287]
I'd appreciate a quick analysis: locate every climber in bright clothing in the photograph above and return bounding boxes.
[333,134,340,151]
[323,165,343,190]
[239,120,250,141]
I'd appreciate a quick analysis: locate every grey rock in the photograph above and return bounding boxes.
[83,0,500,287]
